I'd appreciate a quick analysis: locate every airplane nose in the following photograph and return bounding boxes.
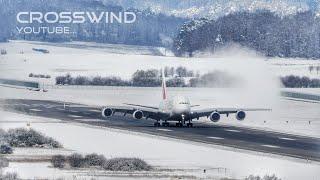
[174,105,190,114]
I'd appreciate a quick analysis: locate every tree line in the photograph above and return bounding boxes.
[173,10,320,59]
[55,67,237,88]
[56,69,320,88]
[281,75,320,88]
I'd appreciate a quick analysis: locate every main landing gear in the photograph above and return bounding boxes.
[175,122,183,127]
[186,123,193,128]
[154,122,161,127]
[186,118,193,127]
[162,122,170,127]
[153,121,170,127]
[175,122,193,127]
[153,120,194,128]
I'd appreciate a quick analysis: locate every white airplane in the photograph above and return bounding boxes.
[101,71,271,127]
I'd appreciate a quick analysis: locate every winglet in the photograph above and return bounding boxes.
[161,68,167,100]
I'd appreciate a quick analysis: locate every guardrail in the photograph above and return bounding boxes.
[281,91,320,102]
[0,78,39,88]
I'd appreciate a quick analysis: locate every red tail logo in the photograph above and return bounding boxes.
[162,69,167,100]
[162,80,167,100]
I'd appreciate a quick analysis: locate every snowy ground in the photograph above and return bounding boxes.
[3,40,317,137]
[1,110,319,180]
[0,41,319,137]
[1,84,320,179]
[1,40,320,179]
[0,40,319,84]
[1,85,320,138]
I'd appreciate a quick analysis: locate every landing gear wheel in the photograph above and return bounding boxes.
[176,123,183,127]
[187,123,193,128]
[154,122,161,127]
[162,122,169,127]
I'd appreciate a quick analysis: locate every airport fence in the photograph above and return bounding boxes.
[46,84,193,92]
[281,91,320,102]
[0,78,39,89]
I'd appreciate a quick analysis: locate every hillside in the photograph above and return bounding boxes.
[105,0,319,18]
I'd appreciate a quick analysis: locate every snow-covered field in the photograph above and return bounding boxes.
[1,40,320,179]
[0,40,319,137]
[0,40,319,83]
[1,110,319,180]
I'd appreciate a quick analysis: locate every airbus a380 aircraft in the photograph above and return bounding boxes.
[101,71,271,127]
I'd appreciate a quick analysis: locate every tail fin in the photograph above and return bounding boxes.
[161,69,167,100]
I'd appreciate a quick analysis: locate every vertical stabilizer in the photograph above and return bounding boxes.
[161,69,167,100]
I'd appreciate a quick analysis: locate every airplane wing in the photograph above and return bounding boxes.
[36,101,167,120]
[103,105,169,121]
[191,108,271,119]
[123,103,159,110]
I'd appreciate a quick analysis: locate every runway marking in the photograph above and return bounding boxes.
[68,115,83,118]
[261,144,280,148]
[29,109,42,112]
[279,137,296,141]
[207,136,224,140]
[70,110,78,113]
[74,119,104,122]
[57,108,65,111]
[157,129,172,132]
[89,109,101,113]
[32,104,46,107]
[225,129,241,133]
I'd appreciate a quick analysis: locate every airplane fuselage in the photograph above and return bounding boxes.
[159,96,191,121]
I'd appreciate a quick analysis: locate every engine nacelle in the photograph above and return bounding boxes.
[236,111,246,121]
[102,108,113,117]
[209,111,220,122]
[133,110,144,119]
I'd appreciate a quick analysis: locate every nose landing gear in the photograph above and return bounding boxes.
[183,114,193,128]
[186,123,193,127]
[154,122,161,127]
[162,122,170,127]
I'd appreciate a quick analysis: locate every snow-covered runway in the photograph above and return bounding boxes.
[1,109,319,180]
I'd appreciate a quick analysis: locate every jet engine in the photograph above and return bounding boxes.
[102,108,113,117]
[236,111,246,121]
[133,110,144,119]
[209,111,220,122]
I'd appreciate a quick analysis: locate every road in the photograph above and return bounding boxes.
[1,99,320,162]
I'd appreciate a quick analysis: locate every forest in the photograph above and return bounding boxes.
[0,0,185,46]
[2,0,320,59]
[173,10,320,59]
